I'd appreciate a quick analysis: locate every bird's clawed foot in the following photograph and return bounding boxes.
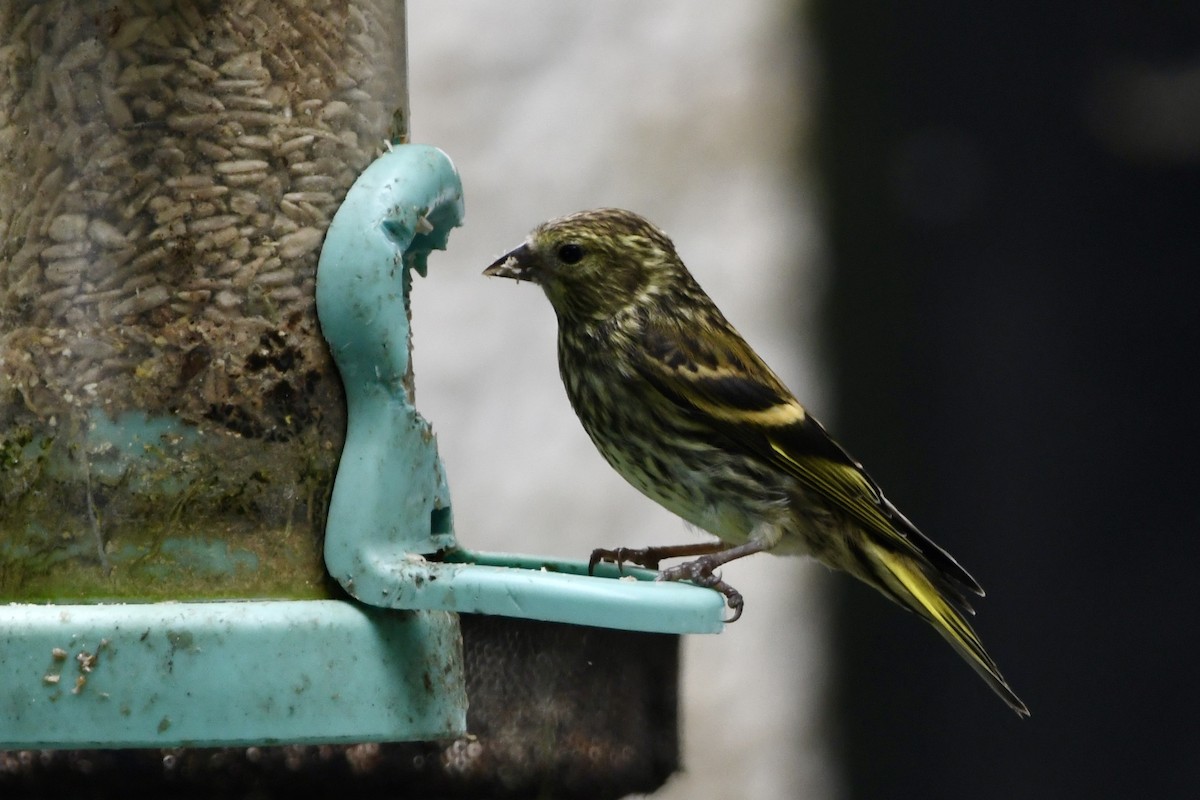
[657,556,745,623]
[588,546,665,574]
[589,542,747,622]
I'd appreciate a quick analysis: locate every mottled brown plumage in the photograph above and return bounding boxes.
[484,208,1028,716]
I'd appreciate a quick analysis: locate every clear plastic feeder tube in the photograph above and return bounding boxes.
[0,0,408,601]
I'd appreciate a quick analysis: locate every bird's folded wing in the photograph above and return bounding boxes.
[632,317,983,601]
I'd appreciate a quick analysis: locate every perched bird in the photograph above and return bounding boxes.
[483,208,1028,716]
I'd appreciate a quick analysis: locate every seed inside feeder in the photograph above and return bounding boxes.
[0,0,408,601]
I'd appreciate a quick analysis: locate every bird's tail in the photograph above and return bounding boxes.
[862,540,1030,717]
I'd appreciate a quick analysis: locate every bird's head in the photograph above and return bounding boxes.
[484,208,683,322]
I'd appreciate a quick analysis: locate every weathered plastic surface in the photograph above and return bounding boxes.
[0,601,465,749]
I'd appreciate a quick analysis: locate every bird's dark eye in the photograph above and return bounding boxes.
[557,243,585,265]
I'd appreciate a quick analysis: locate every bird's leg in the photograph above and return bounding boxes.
[656,540,772,623]
[589,540,733,574]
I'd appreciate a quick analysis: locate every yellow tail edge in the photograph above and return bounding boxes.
[865,541,1030,718]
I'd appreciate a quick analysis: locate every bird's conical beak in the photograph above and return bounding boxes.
[483,243,538,283]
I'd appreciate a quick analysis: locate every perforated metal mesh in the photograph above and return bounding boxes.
[1,615,680,799]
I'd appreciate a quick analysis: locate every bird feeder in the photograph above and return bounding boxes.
[1,3,723,795]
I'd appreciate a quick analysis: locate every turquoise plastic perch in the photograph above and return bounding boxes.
[316,144,725,635]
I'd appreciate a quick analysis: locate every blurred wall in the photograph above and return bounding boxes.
[816,2,1200,797]
[407,2,835,798]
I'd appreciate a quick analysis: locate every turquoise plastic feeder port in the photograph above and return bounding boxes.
[1,0,471,751]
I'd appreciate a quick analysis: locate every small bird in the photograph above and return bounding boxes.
[484,208,1028,716]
